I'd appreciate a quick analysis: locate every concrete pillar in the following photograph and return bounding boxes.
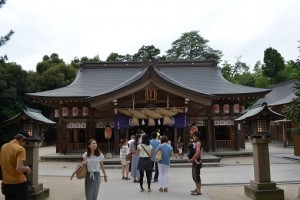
[244,136,284,200]
[25,142,49,200]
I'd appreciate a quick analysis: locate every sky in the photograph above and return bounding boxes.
[1,0,300,71]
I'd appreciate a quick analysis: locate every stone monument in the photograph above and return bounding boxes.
[244,135,284,200]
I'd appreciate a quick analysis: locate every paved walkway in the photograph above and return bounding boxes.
[1,142,300,200]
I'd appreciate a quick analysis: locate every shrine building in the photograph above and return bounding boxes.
[27,60,270,154]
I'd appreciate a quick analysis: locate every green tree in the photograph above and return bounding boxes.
[132,45,161,61]
[106,52,126,62]
[221,57,253,85]
[165,31,223,62]
[36,54,65,74]
[253,61,270,88]
[30,53,77,92]
[0,62,27,121]
[285,42,300,134]
[70,55,101,68]
[0,0,14,62]
[262,47,285,84]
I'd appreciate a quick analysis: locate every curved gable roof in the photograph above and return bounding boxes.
[156,63,269,95]
[27,61,270,101]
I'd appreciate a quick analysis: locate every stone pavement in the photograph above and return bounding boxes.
[0,142,299,200]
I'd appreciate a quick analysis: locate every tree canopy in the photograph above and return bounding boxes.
[262,47,285,84]
[165,31,223,62]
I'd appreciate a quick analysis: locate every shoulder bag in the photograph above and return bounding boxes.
[155,144,162,162]
[70,161,87,180]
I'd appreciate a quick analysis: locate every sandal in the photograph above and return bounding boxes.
[140,188,145,192]
[191,191,201,195]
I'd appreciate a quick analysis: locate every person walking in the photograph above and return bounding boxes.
[150,131,160,182]
[129,133,141,182]
[189,131,203,195]
[0,130,32,200]
[83,139,107,200]
[136,134,153,192]
[157,135,173,192]
[120,139,130,180]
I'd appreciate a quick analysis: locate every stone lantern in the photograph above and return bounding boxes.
[235,103,285,200]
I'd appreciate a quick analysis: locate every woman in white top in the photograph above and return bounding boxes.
[137,134,153,192]
[120,139,130,180]
[83,139,107,200]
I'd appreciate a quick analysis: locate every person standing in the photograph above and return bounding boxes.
[136,134,153,192]
[0,130,32,200]
[119,139,130,180]
[83,139,107,200]
[150,132,160,182]
[189,131,203,195]
[129,133,141,182]
[176,137,183,159]
[157,135,173,192]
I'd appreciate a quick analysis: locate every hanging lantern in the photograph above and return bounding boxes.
[104,126,112,140]
[54,109,60,118]
[233,104,240,113]
[223,104,230,114]
[72,107,79,116]
[62,107,68,116]
[82,107,89,116]
[213,104,220,114]
[239,105,245,114]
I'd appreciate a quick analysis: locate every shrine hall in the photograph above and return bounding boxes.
[27,60,270,154]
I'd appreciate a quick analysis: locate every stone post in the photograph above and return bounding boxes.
[244,136,284,200]
[25,142,49,200]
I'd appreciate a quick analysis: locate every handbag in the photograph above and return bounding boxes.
[70,161,87,180]
[125,152,132,161]
[155,150,162,162]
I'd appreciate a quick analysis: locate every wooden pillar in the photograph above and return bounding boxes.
[114,128,119,155]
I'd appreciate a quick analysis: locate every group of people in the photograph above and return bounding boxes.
[0,129,203,200]
[119,129,203,196]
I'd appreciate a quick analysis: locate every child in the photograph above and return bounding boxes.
[187,143,201,164]
[177,137,183,159]
[120,139,131,180]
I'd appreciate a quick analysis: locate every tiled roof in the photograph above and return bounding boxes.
[253,79,298,107]
[27,61,270,99]
[3,107,55,124]
[235,105,284,121]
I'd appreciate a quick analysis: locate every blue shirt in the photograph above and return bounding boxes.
[150,139,160,161]
[157,143,173,165]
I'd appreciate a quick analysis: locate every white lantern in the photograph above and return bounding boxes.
[223,104,230,114]
[240,105,245,114]
[82,107,89,116]
[213,104,220,114]
[72,107,78,116]
[233,104,240,113]
[62,107,68,116]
